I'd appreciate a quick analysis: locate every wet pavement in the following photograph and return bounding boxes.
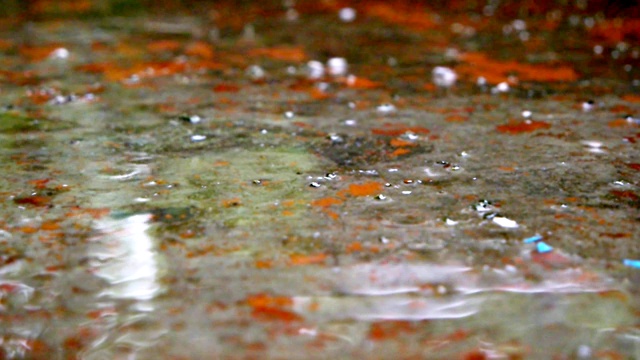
[0,1,639,359]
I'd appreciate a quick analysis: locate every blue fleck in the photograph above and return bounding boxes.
[623,259,640,269]
[523,234,543,244]
[536,242,553,253]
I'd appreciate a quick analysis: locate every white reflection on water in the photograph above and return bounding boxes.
[91,214,160,304]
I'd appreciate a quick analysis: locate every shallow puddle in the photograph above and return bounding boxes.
[0,1,639,359]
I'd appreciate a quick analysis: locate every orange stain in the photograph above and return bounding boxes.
[496,120,551,134]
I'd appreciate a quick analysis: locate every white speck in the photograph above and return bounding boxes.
[134,197,150,203]
[577,345,591,359]
[190,135,207,142]
[436,285,447,295]
[522,110,532,118]
[518,31,530,42]
[401,191,412,195]
[476,76,487,86]
[299,328,317,336]
[343,119,357,126]
[581,140,602,148]
[260,129,268,134]
[492,216,519,228]
[432,66,457,88]
[307,60,324,80]
[339,7,356,22]
[327,57,348,76]
[624,64,633,72]
[189,115,202,124]
[377,103,396,113]
[284,111,295,119]
[50,47,70,59]
[387,57,398,66]
[388,168,399,172]
[459,151,469,157]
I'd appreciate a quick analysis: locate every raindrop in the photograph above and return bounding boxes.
[339,7,356,22]
[377,103,397,113]
[327,57,348,76]
[472,199,494,212]
[491,82,510,94]
[246,65,266,80]
[179,114,202,124]
[307,60,324,80]
[593,45,604,55]
[581,100,595,112]
[432,66,457,88]
[190,135,206,142]
[327,133,344,144]
[50,47,70,59]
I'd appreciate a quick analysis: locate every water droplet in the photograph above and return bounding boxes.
[339,7,356,22]
[190,135,207,142]
[472,199,494,212]
[245,65,266,80]
[593,44,604,55]
[327,57,348,76]
[492,82,510,94]
[432,66,457,88]
[307,60,324,80]
[50,47,70,59]
[179,114,202,124]
[376,103,396,113]
[581,100,595,112]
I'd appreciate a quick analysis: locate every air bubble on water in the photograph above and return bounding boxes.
[593,45,603,55]
[581,100,595,112]
[307,60,324,80]
[50,47,70,60]
[491,82,510,94]
[377,103,397,113]
[339,7,356,22]
[327,57,348,76]
[584,17,595,28]
[286,8,299,21]
[512,19,526,31]
[190,135,207,142]
[246,65,266,80]
[432,66,457,88]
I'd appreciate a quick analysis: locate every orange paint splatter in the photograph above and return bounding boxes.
[372,124,430,136]
[249,46,307,62]
[348,181,383,196]
[496,120,551,134]
[289,253,327,265]
[311,197,343,207]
